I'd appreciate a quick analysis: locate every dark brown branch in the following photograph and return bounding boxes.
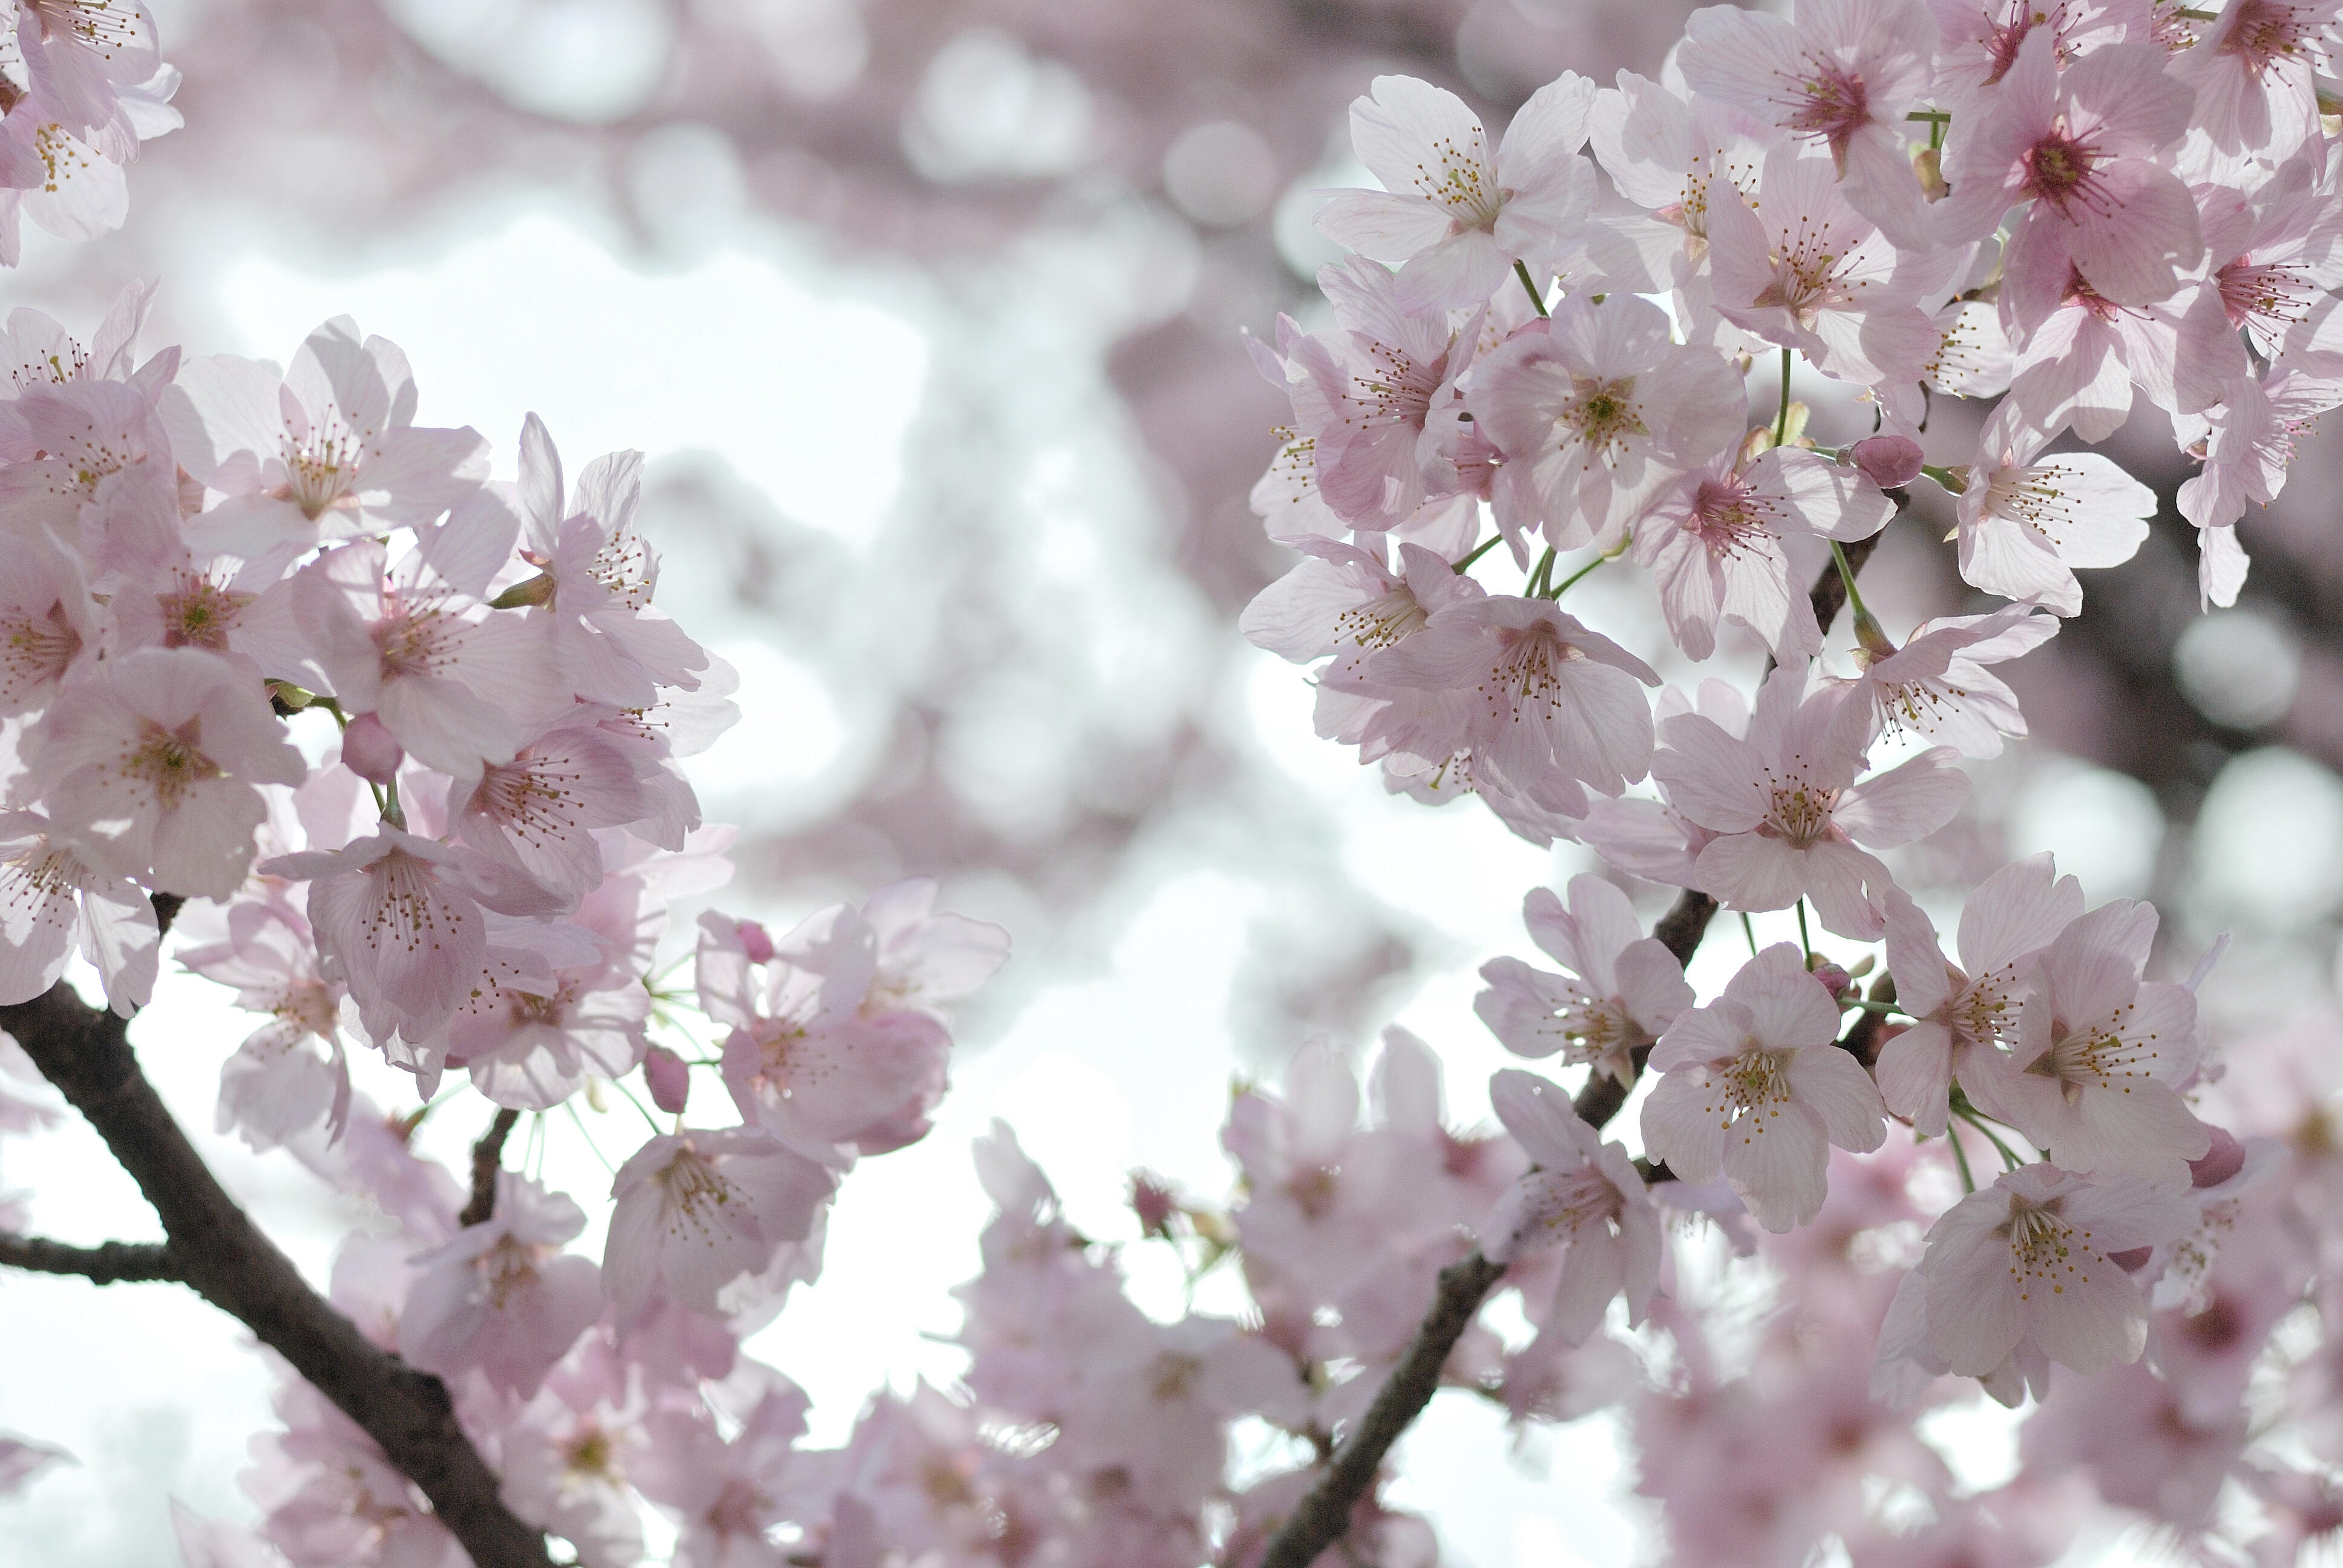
[0,1232,177,1284]
[460,1107,522,1229]
[0,981,553,1568]
[1254,540,1878,1568]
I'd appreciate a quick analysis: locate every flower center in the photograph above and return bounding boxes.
[0,598,79,707]
[2020,123,2106,217]
[1994,1197,2097,1302]
[2222,0,2318,74]
[1405,126,1502,229]
[1558,377,1647,462]
[1784,57,1870,160]
[2219,259,2313,332]
[128,717,222,807]
[158,575,252,652]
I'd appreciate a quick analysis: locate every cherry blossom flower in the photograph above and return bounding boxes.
[446,880,656,1112]
[1641,943,1887,1232]
[2170,0,2343,169]
[1829,603,2060,759]
[447,708,654,904]
[1876,855,2084,1135]
[0,376,177,576]
[1650,666,1968,939]
[2002,263,2231,443]
[1283,255,1480,529]
[400,1172,602,1399]
[293,532,560,776]
[0,806,156,1014]
[603,1128,839,1318]
[858,876,1011,1018]
[2177,367,2343,607]
[1677,0,1939,249]
[632,1380,809,1568]
[160,317,488,564]
[1482,1069,1662,1341]
[1952,400,2156,615]
[1314,73,1599,312]
[18,646,303,898]
[0,534,93,717]
[1705,145,1953,411]
[499,1357,650,1568]
[1365,593,1661,814]
[1883,1165,2198,1396]
[2196,157,2343,375]
[261,827,566,1049]
[0,1433,70,1497]
[511,416,707,709]
[13,0,165,143]
[178,896,353,1149]
[1939,32,2202,324]
[1634,438,1893,663]
[1468,291,1746,549]
[1475,874,1693,1086]
[1964,897,2212,1185]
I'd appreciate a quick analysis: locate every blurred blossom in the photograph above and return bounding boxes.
[1162,122,1279,228]
[903,29,1096,183]
[2007,761,2164,903]
[381,0,675,122]
[2192,749,2343,930]
[2174,607,2302,731]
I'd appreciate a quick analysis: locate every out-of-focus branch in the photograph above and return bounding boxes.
[0,980,554,1568]
[0,1232,177,1284]
[1253,540,1878,1568]
[460,1106,521,1229]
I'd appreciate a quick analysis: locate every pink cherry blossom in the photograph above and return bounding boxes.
[1364,593,1660,814]
[178,896,353,1149]
[1875,855,2085,1135]
[445,878,656,1111]
[2196,157,2343,375]
[2177,367,2343,607]
[603,1128,838,1318]
[1482,1069,1662,1341]
[1640,942,1888,1232]
[0,533,94,714]
[18,646,303,898]
[160,318,488,564]
[1475,874,1693,1086]
[1650,666,1969,939]
[1891,1164,2198,1390]
[0,1432,70,1496]
[1829,603,2060,759]
[1940,32,2203,322]
[1634,439,1893,662]
[1468,291,1746,548]
[448,708,656,904]
[2170,0,2343,169]
[1953,400,2156,615]
[399,1172,602,1398]
[0,807,157,1014]
[1677,0,1939,249]
[1315,73,1600,312]
[1964,897,2212,1184]
[632,1380,808,1568]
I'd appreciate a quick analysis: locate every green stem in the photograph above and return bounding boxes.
[1955,1108,2028,1172]
[1829,540,1874,624]
[1841,998,1909,1016]
[1795,898,1813,963]
[1740,911,1760,958]
[1903,109,1951,123]
[1525,546,1557,598]
[1543,554,1606,599]
[1774,347,1794,448]
[1513,260,1550,319]
[1948,1121,1978,1194]
[604,1074,667,1136]
[1919,462,1967,494]
[1451,534,1503,574]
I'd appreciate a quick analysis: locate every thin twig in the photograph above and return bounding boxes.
[0,1232,177,1284]
[460,1106,521,1229]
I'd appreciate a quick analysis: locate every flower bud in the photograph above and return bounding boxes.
[1913,145,1948,201]
[1812,961,1853,1001]
[2106,1245,2155,1272]
[1849,434,1924,491]
[1130,1171,1180,1240]
[736,920,775,965]
[339,712,405,786]
[2189,1123,2247,1188]
[643,1045,690,1116]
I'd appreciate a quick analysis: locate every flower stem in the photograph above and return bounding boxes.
[1774,347,1794,448]
[1543,554,1606,599]
[1740,910,1760,957]
[1526,546,1557,598]
[1451,534,1502,574]
[1948,1122,1978,1194]
[1829,540,1875,626]
[1513,259,1550,318]
[1795,897,1813,962]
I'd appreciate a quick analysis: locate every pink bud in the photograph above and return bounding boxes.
[2106,1245,2155,1273]
[1130,1171,1179,1240]
[736,920,775,965]
[1849,435,1924,490]
[340,713,405,786]
[1812,962,1853,1001]
[2189,1123,2246,1188]
[643,1045,690,1115]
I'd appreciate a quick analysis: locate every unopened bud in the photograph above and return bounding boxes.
[736,920,775,965]
[266,679,318,716]
[340,712,404,786]
[488,571,557,610]
[2106,1245,2155,1273]
[2189,1124,2247,1188]
[1853,605,1900,661]
[1812,962,1853,1001]
[1913,146,1948,202]
[643,1045,691,1115]
[1849,434,1924,491]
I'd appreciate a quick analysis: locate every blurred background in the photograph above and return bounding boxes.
[4,1,2341,1563]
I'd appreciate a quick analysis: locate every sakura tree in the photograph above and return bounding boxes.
[7,2,2343,1567]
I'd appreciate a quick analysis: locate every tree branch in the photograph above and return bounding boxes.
[1253,536,1883,1568]
[460,1106,521,1229]
[0,980,554,1568]
[0,1232,177,1284]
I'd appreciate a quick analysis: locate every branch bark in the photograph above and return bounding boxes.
[460,1106,522,1229]
[1253,535,1880,1568]
[0,1232,177,1284]
[0,980,554,1568]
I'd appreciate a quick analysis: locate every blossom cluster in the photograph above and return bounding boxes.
[0,0,179,264]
